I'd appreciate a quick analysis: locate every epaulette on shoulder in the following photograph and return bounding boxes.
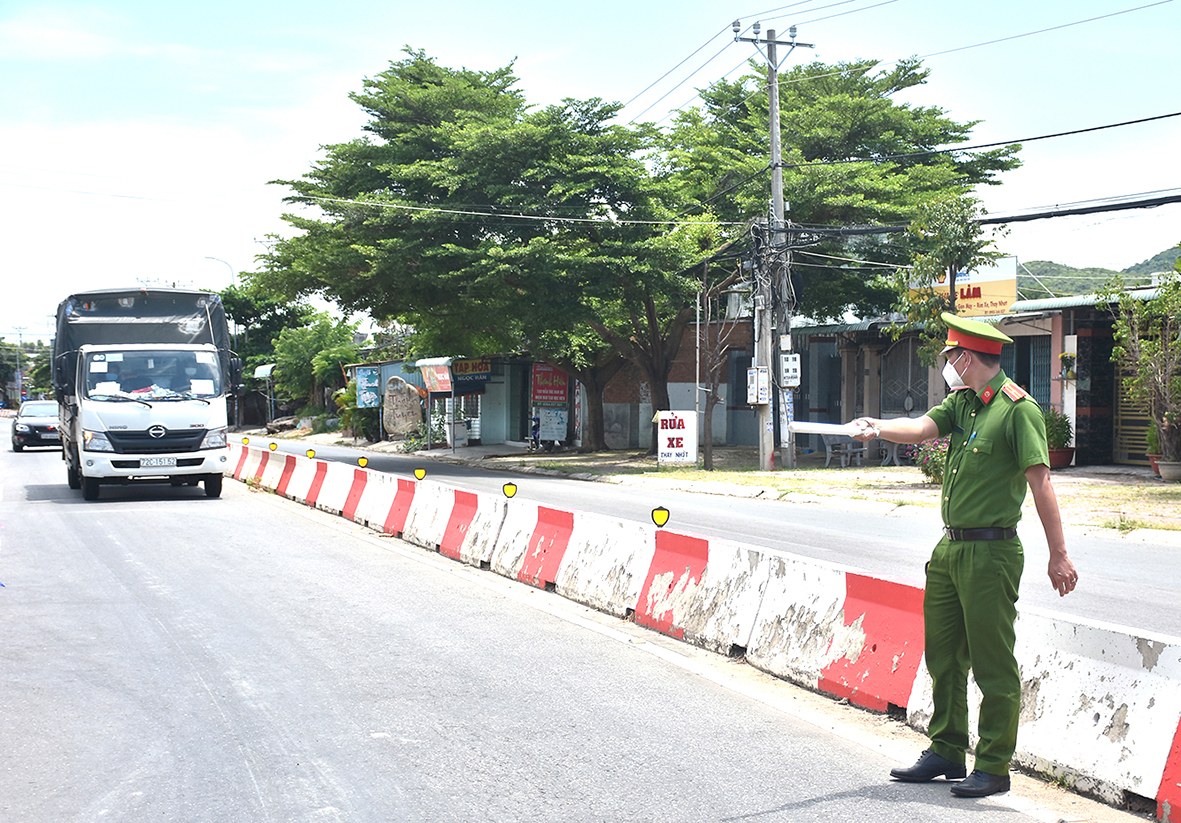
[1001,383,1030,402]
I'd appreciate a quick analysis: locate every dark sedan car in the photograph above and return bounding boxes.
[11,400,61,451]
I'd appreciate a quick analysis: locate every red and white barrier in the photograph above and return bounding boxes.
[224,442,1181,819]
[633,531,773,657]
[744,553,926,712]
[400,480,507,567]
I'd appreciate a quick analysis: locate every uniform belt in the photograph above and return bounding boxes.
[943,527,1017,541]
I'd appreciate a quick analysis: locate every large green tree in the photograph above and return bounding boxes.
[661,58,1021,321]
[255,50,1020,450]
[253,50,704,448]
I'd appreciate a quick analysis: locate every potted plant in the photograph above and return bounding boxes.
[1058,351,1076,379]
[1043,405,1075,469]
[1146,422,1162,478]
[1101,264,1181,482]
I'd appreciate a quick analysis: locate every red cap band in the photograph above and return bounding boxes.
[944,331,1004,355]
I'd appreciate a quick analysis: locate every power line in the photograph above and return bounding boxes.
[621,2,828,120]
[649,0,898,126]
[792,191,1181,238]
[652,0,1172,129]
[777,110,1181,171]
[680,110,1181,214]
[920,0,1173,60]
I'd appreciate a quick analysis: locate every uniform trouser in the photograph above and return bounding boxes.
[924,535,1024,776]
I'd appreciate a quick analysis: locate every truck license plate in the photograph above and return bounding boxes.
[141,457,177,468]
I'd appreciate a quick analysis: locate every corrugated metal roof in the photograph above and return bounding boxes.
[1011,288,1158,311]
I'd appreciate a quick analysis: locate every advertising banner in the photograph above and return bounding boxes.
[419,363,452,393]
[355,366,381,408]
[909,255,1018,317]
[537,407,567,441]
[531,364,568,406]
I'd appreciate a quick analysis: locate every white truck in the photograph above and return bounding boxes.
[52,288,243,500]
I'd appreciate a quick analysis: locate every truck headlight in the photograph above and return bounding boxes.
[83,430,114,452]
[201,427,227,449]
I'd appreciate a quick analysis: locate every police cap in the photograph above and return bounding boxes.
[940,312,1013,356]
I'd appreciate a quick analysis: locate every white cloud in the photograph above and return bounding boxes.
[0,7,123,60]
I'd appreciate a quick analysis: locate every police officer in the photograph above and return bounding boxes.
[851,312,1078,798]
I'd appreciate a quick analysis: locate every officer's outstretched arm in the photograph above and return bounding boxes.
[850,415,938,444]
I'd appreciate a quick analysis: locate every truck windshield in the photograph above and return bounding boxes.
[84,350,221,401]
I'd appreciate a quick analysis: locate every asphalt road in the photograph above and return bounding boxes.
[0,428,1139,823]
[244,435,1181,639]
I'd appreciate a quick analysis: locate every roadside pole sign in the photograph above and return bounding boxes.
[657,410,697,465]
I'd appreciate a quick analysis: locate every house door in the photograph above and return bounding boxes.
[1001,336,1051,406]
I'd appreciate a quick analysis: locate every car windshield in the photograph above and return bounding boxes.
[19,402,57,417]
[84,350,221,401]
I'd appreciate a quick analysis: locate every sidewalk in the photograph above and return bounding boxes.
[255,429,1181,537]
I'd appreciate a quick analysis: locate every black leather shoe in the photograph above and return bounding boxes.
[950,770,1010,797]
[890,750,967,782]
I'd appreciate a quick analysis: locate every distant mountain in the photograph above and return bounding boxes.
[1017,245,1179,298]
[1124,246,1181,277]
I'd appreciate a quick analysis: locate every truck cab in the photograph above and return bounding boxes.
[53,288,241,501]
[63,344,230,499]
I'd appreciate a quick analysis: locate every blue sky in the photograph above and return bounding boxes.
[2,0,1178,340]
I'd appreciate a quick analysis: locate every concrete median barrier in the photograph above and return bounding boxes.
[552,511,656,619]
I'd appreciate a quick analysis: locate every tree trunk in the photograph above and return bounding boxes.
[702,391,721,470]
[544,351,626,452]
[590,297,696,455]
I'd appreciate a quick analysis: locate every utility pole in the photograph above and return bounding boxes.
[12,326,26,401]
[733,21,813,470]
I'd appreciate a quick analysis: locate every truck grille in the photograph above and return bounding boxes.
[107,429,207,454]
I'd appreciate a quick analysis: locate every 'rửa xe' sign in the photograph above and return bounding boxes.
[657,411,698,465]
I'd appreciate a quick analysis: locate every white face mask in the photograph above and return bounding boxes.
[943,352,969,390]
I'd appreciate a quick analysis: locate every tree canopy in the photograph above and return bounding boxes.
[662,58,1020,321]
[252,48,1020,444]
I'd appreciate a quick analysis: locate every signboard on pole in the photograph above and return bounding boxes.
[452,357,491,392]
[657,410,698,465]
[355,366,381,408]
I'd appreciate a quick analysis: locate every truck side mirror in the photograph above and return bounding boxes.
[53,352,77,400]
[230,357,246,396]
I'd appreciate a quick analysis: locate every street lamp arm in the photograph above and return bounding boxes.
[204,256,236,287]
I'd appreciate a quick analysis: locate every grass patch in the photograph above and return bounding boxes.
[1101,513,1181,533]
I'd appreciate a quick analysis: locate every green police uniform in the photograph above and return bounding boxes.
[920,315,1049,777]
